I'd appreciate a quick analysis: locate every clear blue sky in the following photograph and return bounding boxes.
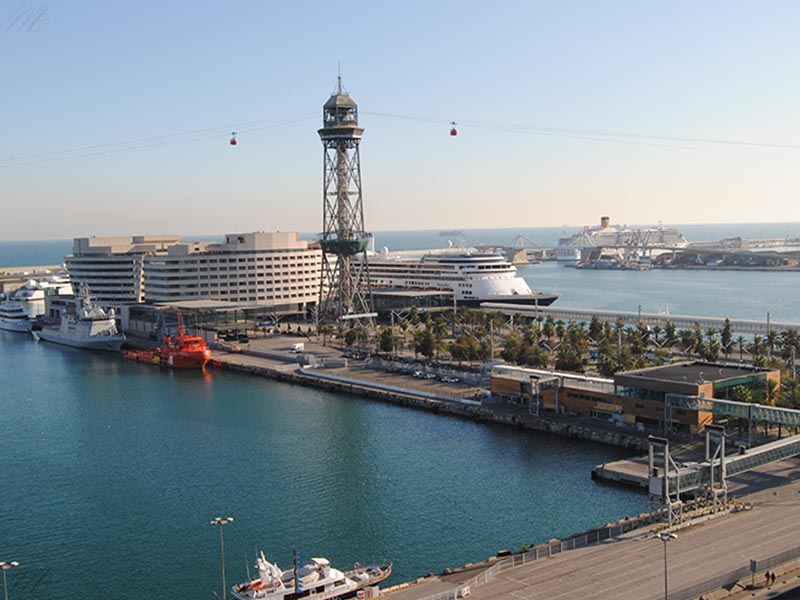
[3,1,800,240]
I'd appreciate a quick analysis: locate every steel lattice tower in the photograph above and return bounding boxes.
[317,78,373,321]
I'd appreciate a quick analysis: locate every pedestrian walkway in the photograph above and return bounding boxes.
[382,460,800,600]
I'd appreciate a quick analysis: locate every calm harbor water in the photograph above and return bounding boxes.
[0,332,643,600]
[520,261,800,323]
[1,224,799,599]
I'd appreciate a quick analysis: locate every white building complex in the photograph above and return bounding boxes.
[143,232,321,312]
[65,232,321,315]
[66,235,181,305]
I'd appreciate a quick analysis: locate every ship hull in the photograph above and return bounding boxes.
[0,318,33,332]
[123,348,210,369]
[464,293,559,308]
[35,329,124,352]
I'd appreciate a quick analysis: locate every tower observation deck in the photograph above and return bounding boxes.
[317,77,373,322]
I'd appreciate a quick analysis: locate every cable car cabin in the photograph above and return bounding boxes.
[450,122,458,136]
[229,132,238,146]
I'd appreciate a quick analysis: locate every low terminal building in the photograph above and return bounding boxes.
[490,361,780,432]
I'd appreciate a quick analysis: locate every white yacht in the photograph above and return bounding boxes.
[232,551,391,600]
[366,249,558,306]
[0,304,34,332]
[33,283,124,352]
[556,216,689,261]
[0,274,73,332]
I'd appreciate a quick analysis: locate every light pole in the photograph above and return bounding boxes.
[0,561,20,600]
[655,531,677,600]
[210,517,234,600]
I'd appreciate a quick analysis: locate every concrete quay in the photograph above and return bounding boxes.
[382,460,800,600]
[208,336,650,452]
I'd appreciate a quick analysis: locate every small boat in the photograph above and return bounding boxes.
[34,283,124,352]
[232,551,391,600]
[123,313,210,369]
[0,304,34,332]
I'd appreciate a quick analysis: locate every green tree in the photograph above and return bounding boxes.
[721,319,733,359]
[378,327,396,353]
[413,328,435,359]
[501,332,523,363]
[588,316,603,341]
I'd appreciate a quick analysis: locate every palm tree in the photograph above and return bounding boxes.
[736,336,747,362]
[721,319,733,359]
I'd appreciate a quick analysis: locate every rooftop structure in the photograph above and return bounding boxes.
[490,361,779,432]
[143,232,321,312]
[66,235,181,305]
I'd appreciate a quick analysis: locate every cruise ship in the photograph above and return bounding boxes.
[556,216,689,261]
[365,249,558,306]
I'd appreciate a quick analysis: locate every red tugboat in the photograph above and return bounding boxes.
[124,313,211,369]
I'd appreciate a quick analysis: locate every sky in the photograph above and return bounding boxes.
[3,1,800,241]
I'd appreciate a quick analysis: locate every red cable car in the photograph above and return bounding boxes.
[229,132,238,146]
[449,122,458,136]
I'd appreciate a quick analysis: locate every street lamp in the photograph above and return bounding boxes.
[210,517,234,600]
[0,561,20,600]
[655,531,677,600]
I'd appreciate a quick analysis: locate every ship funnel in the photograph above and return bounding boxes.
[600,216,611,229]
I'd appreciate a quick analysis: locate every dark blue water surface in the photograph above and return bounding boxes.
[0,333,643,600]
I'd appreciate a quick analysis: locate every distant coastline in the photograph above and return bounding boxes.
[3,222,800,268]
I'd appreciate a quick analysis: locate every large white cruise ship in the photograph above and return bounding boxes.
[556,216,689,261]
[365,249,558,306]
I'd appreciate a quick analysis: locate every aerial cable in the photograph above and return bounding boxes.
[0,112,317,167]
[362,110,800,152]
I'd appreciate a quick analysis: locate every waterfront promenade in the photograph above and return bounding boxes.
[383,460,800,600]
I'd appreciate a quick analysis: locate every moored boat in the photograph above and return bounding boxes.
[0,273,73,332]
[232,551,391,600]
[34,283,124,352]
[123,313,210,369]
[365,249,558,306]
[0,304,34,332]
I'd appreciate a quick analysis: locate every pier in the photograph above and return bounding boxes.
[481,302,800,335]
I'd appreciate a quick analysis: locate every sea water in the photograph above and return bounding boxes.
[1,224,799,599]
[0,333,643,600]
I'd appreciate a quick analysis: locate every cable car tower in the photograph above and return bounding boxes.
[317,77,374,322]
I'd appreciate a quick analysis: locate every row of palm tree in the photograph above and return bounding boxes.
[319,309,800,409]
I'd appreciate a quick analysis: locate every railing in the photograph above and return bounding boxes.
[668,545,800,600]
[412,541,800,600]
[411,512,661,600]
[480,303,800,335]
[300,368,481,406]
